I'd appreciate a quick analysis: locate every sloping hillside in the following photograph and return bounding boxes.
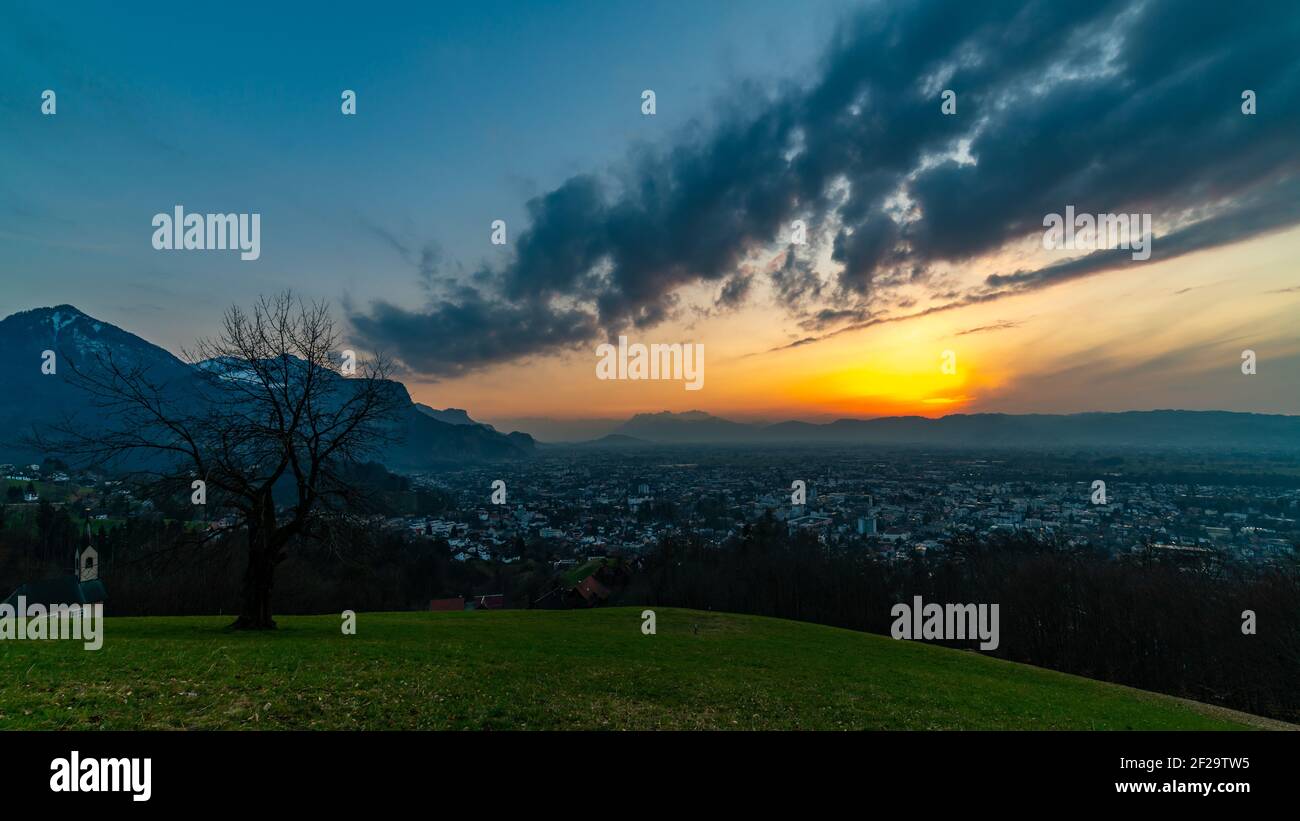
[0,608,1276,730]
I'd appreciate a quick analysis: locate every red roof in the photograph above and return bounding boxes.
[573,575,610,602]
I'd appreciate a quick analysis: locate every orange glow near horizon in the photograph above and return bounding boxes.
[407,226,1300,425]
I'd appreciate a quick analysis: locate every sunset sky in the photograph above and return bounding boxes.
[3,1,1297,438]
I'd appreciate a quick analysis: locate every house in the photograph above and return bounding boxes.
[429,597,465,612]
[570,575,610,607]
[467,594,505,610]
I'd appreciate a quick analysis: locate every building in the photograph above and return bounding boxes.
[79,544,99,582]
[3,529,107,609]
[570,575,610,607]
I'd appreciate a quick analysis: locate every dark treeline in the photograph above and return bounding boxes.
[0,460,555,615]
[0,504,558,617]
[0,500,111,590]
[624,514,1300,723]
[98,522,559,617]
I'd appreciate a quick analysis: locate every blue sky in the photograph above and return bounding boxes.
[3,1,1297,427]
[1,0,841,348]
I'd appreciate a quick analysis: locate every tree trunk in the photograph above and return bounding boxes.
[231,511,277,630]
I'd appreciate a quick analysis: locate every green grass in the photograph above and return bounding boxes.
[0,608,1260,730]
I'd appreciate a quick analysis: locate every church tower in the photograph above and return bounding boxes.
[77,521,99,582]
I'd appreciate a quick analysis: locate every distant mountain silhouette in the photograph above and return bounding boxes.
[413,404,499,431]
[543,433,656,449]
[0,306,533,469]
[615,410,756,443]
[609,409,1300,450]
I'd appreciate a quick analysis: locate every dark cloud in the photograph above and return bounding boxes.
[716,273,754,310]
[983,175,1300,293]
[349,285,598,378]
[770,247,825,308]
[349,0,1300,376]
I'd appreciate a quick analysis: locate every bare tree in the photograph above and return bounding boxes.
[46,293,404,629]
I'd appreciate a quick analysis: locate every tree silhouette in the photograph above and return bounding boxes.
[49,293,404,629]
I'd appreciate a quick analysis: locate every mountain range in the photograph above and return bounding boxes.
[580,409,1300,450]
[0,306,535,469]
[3,307,1295,471]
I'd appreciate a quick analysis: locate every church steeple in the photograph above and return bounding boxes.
[77,520,99,583]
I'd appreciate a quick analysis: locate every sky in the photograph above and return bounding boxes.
[2,0,1298,437]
